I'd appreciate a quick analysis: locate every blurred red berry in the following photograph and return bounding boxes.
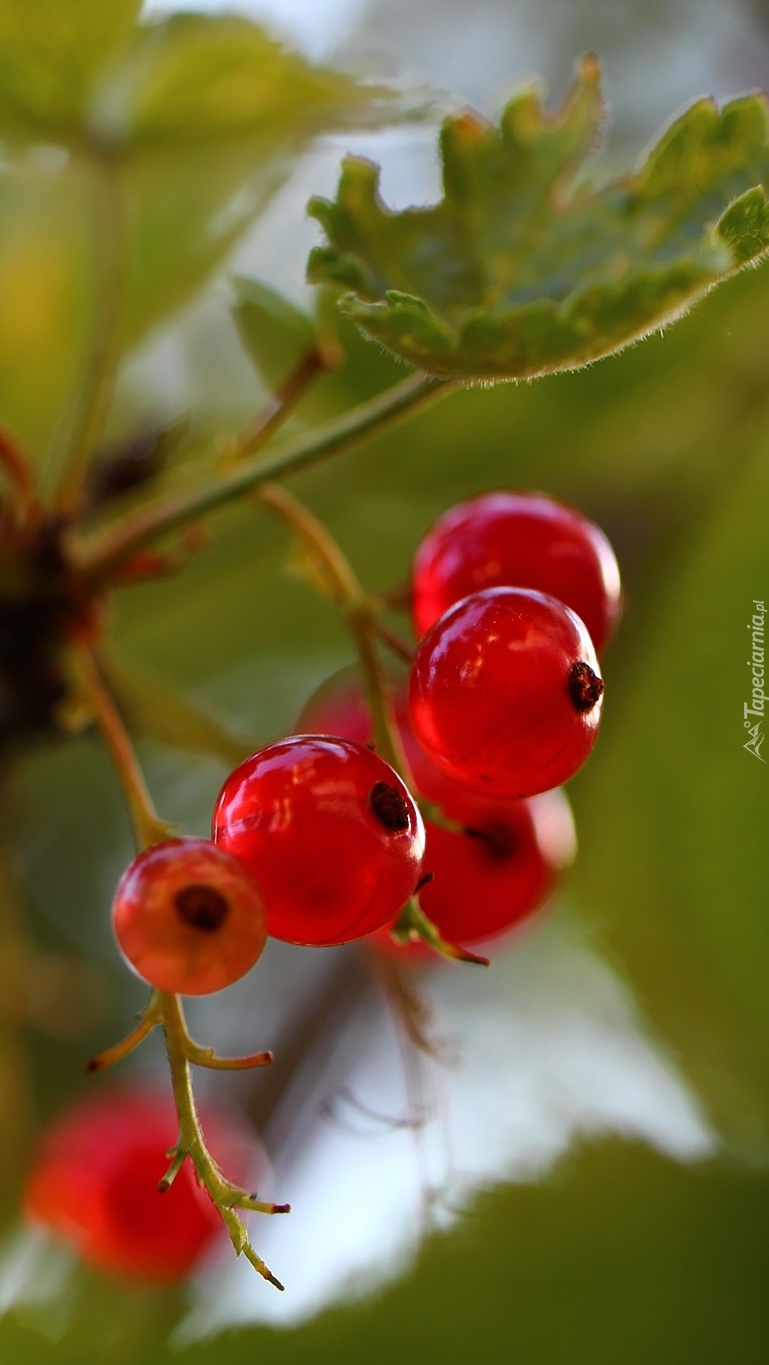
[23,1085,259,1282]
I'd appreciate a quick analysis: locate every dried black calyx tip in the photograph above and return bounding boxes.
[174,884,229,932]
[568,660,605,714]
[369,781,411,833]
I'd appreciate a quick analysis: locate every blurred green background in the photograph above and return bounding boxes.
[1,0,769,1361]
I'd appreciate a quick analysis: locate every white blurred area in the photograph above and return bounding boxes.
[142,0,371,60]
[179,912,713,1336]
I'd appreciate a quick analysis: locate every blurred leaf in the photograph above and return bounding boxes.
[0,6,394,151]
[574,440,769,1148]
[308,58,769,380]
[0,157,109,459]
[110,14,398,343]
[111,658,257,767]
[234,278,317,394]
[0,7,403,351]
[0,0,140,142]
[4,1142,767,1362]
[121,143,284,345]
[109,14,391,150]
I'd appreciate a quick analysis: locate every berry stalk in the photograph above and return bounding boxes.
[256,482,412,779]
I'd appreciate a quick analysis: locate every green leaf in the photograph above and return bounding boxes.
[233,277,317,394]
[307,57,769,380]
[0,5,403,350]
[0,6,392,151]
[231,276,406,420]
[109,13,389,150]
[0,0,141,142]
[112,16,397,343]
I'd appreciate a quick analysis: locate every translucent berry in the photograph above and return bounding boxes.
[112,837,267,996]
[412,490,622,652]
[295,667,373,747]
[409,587,605,798]
[212,736,425,946]
[23,1085,258,1282]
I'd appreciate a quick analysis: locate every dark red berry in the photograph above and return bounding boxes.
[417,787,575,945]
[411,490,621,652]
[212,736,425,947]
[23,1085,258,1282]
[112,837,267,996]
[408,587,604,797]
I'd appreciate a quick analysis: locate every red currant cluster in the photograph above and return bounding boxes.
[113,490,618,981]
[24,489,620,1285]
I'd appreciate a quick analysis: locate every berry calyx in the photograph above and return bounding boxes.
[212,736,425,946]
[408,587,605,797]
[411,490,622,652]
[112,837,267,996]
[23,1085,258,1282]
[568,659,605,711]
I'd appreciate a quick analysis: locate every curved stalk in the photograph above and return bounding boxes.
[256,483,409,776]
[71,373,452,586]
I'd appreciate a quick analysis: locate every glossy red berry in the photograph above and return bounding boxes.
[409,587,604,798]
[212,736,425,947]
[112,837,267,996]
[412,490,621,653]
[297,669,575,951]
[23,1085,258,1282]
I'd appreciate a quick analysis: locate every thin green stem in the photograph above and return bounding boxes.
[160,992,286,1289]
[394,899,490,967]
[71,373,452,586]
[371,619,414,665]
[185,1042,274,1071]
[256,483,409,777]
[48,148,125,510]
[87,999,161,1072]
[75,646,172,851]
[238,349,326,456]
